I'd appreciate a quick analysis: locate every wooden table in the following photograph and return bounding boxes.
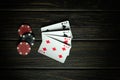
[0,0,120,80]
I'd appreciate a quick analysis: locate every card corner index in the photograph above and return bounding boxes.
[66,20,69,22]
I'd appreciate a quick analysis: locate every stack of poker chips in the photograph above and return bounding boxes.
[17,24,35,55]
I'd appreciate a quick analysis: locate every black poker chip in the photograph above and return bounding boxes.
[20,33,35,46]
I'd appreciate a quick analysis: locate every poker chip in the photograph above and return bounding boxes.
[21,33,35,46]
[17,42,31,55]
[18,24,32,37]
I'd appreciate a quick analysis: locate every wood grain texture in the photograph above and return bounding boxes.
[0,11,120,40]
[0,0,120,80]
[0,0,120,11]
[0,41,120,68]
[0,70,120,80]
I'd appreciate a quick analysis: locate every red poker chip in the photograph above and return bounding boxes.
[18,24,32,37]
[17,42,31,55]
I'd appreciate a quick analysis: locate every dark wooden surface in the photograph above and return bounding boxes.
[0,0,120,80]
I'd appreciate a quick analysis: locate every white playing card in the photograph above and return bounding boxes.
[42,30,72,38]
[38,34,71,63]
[46,35,72,56]
[41,21,73,38]
[46,35,72,46]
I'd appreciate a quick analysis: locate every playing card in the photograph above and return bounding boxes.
[42,30,72,38]
[41,21,73,38]
[46,35,72,46]
[41,31,72,56]
[38,34,71,63]
[46,35,72,56]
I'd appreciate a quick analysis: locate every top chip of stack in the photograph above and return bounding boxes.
[18,24,32,37]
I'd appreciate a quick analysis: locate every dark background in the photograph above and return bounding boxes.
[0,0,120,80]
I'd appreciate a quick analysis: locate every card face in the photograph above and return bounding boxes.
[42,30,72,38]
[38,34,71,63]
[41,21,70,31]
[46,35,72,56]
[46,35,72,46]
[41,21,73,38]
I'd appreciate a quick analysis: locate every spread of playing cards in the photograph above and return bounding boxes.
[38,21,73,63]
